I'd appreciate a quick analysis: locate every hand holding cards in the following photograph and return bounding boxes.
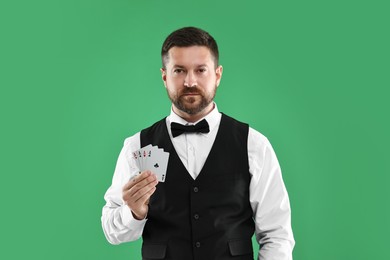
[132,145,170,182]
[122,171,157,220]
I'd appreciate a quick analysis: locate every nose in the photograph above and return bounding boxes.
[184,71,197,88]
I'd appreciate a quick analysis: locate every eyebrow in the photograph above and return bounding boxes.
[172,65,185,68]
[172,64,208,68]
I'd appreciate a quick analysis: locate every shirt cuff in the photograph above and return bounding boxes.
[121,204,147,227]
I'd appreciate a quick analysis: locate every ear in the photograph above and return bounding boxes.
[215,65,223,87]
[160,68,167,88]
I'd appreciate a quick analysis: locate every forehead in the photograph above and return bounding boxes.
[167,46,214,67]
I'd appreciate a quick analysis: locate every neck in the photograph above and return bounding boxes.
[173,103,214,123]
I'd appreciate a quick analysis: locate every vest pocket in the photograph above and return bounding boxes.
[142,243,167,259]
[228,239,253,256]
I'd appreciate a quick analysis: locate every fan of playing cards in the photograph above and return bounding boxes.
[132,145,170,182]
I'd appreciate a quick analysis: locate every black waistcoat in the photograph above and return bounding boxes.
[140,113,255,260]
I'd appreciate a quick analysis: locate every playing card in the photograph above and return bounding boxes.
[131,145,169,182]
[145,148,169,182]
[137,150,143,170]
[140,144,152,171]
[132,151,141,172]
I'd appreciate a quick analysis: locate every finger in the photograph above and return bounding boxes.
[131,180,158,202]
[127,174,157,196]
[123,171,152,191]
[135,186,157,204]
[122,177,157,203]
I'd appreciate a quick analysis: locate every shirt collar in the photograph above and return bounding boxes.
[167,102,221,135]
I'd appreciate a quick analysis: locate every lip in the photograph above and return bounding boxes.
[184,93,199,95]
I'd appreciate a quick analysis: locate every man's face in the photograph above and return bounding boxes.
[161,46,223,117]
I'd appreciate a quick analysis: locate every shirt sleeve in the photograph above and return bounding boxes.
[248,128,295,259]
[101,132,147,245]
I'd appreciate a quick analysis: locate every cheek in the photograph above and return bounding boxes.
[165,78,180,92]
[200,75,217,87]
[168,76,185,88]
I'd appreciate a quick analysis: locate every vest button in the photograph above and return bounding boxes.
[193,186,199,192]
[195,242,201,248]
[194,214,199,220]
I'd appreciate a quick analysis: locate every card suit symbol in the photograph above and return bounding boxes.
[154,163,159,168]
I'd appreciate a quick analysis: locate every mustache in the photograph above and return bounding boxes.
[181,87,202,95]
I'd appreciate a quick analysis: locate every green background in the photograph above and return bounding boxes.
[1,0,389,259]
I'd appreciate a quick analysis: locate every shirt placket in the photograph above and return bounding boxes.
[187,134,196,178]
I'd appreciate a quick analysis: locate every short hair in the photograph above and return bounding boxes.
[161,26,219,68]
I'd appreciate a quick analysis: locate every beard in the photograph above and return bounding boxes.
[167,86,217,115]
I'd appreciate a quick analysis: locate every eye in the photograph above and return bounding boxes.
[198,68,207,73]
[173,68,185,74]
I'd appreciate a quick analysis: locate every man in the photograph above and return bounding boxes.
[102,27,295,260]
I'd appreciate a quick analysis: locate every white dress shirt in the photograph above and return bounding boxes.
[101,104,295,259]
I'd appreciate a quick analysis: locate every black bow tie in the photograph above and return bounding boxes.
[171,119,210,138]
